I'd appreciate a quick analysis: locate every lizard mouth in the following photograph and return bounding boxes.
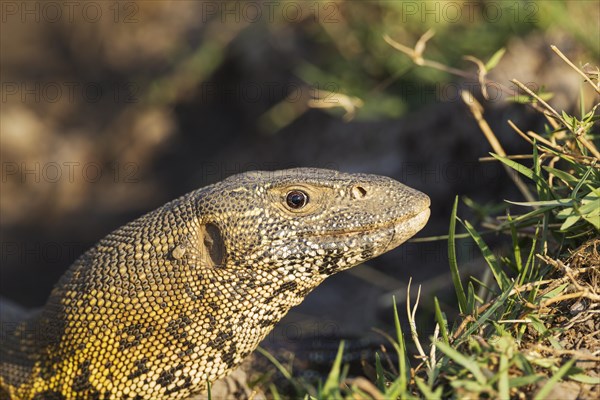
[310,206,430,239]
[316,207,430,236]
[296,206,429,273]
[383,207,430,251]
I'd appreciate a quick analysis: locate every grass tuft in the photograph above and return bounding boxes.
[256,38,598,399]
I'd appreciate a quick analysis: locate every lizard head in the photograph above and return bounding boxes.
[197,168,430,282]
[6,168,429,399]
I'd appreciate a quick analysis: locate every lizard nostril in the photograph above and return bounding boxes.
[351,185,367,199]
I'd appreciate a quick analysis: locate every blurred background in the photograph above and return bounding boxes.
[1,0,598,368]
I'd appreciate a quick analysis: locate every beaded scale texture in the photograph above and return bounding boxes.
[0,168,430,399]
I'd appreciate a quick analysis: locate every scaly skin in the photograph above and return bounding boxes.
[0,168,430,399]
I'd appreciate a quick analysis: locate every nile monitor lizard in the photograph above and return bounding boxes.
[0,168,430,399]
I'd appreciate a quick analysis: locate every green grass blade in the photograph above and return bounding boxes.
[448,196,467,313]
[505,199,574,207]
[533,143,549,200]
[461,282,515,339]
[322,341,345,398]
[572,165,594,199]
[533,359,576,400]
[580,198,600,214]
[392,297,408,394]
[414,376,442,400]
[435,341,487,384]
[569,373,600,384]
[467,281,476,313]
[269,384,282,400]
[520,228,539,285]
[580,196,600,230]
[509,375,544,387]
[496,205,555,228]
[386,376,408,399]
[256,347,293,381]
[508,213,523,272]
[375,352,386,391]
[433,297,450,345]
[256,346,310,398]
[463,220,510,291]
[485,48,506,70]
[542,166,578,184]
[491,153,535,180]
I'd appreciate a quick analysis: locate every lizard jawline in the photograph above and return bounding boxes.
[301,207,430,239]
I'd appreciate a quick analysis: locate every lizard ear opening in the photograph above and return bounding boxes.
[199,223,226,267]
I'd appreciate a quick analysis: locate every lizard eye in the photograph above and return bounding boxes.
[286,190,309,209]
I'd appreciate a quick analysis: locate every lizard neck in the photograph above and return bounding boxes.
[184,261,324,354]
